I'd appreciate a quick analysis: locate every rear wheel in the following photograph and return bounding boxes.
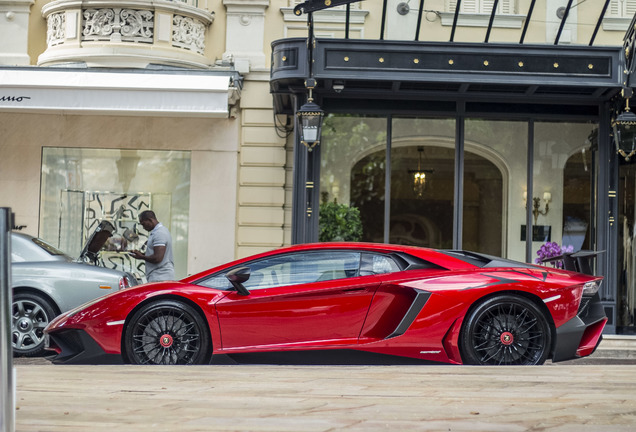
[12,292,56,357]
[459,295,552,365]
[124,300,210,365]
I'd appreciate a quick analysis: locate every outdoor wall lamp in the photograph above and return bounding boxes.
[524,191,551,225]
[612,98,636,161]
[297,78,324,151]
[332,80,345,93]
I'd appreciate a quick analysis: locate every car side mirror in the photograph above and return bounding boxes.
[226,266,251,296]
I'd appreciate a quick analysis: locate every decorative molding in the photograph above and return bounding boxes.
[173,15,205,55]
[602,17,632,32]
[47,12,66,46]
[82,8,154,43]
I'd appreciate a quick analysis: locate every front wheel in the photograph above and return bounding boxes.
[12,292,56,357]
[124,300,211,365]
[459,295,552,365]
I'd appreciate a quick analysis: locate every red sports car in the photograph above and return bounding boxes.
[44,242,607,366]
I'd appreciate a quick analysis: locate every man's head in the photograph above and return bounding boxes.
[138,210,158,232]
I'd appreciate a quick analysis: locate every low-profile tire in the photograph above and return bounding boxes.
[124,299,211,365]
[12,292,57,357]
[459,294,552,366]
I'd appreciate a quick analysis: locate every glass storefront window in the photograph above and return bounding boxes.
[40,148,191,281]
[619,162,636,331]
[320,115,387,242]
[465,120,527,260]
[534,122,595,261]
[319,116,595,267]
[390,118,455,248]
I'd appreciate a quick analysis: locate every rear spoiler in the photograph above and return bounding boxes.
[540,250,605,275]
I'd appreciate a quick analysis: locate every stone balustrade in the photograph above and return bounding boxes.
[38,0,214,69]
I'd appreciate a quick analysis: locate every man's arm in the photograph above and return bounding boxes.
[130,245,166,263]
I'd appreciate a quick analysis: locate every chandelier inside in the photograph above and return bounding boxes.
[412,146,428,198]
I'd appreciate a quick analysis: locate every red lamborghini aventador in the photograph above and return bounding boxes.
[44,242,607,366]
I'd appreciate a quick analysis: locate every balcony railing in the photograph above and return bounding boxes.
[39,0,214,69]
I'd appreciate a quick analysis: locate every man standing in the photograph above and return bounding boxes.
[130,210,175,282]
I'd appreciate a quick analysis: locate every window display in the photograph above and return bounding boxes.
[40,148,190,281]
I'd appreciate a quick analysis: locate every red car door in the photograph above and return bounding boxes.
[213,251,381,351]
[215,275,380,350]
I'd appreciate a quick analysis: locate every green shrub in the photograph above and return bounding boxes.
[319,200,363,242]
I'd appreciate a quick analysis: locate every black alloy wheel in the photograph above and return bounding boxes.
[459,295,552,365]
[124,300,210,365]
[12,292,56,357]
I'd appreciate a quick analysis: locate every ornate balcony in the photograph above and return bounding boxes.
[38,0,215,69]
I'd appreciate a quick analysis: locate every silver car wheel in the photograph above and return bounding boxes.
[12,293,55,356]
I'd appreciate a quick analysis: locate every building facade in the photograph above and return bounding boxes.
[2,0,636,333]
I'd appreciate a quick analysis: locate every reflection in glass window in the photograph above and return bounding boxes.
[360,253,400,275]
[320,115,387,242]
[534,122,595,259]
[199,251,363,291]
[563,146,593,252]
[465,119,526,261]
[40,148,191,280]
[390,118,456,248]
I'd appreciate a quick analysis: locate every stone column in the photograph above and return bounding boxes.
[0,0,34,65]
[223,0,269,73]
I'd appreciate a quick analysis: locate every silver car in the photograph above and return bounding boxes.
[11,221,138,356]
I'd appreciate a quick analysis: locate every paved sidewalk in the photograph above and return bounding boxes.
[9,336,636,431]
[11,365,636,431]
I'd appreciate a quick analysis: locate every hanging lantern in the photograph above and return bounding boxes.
[296,100,324,151]
[613,103,636,161]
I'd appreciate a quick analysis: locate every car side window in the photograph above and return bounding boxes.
[360,253,401,275]
[198,251,363,291]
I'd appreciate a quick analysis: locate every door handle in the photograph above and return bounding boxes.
[342,287,365,293]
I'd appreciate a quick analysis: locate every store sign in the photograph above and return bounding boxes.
[0,95,31,102]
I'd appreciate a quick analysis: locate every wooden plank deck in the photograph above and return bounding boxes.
[12,363,636,431]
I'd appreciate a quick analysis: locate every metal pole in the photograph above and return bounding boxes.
[1,207,15,432]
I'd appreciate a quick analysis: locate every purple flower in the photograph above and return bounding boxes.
[535,242,575,268]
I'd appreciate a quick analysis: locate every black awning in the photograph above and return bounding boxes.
[271,38,621,115]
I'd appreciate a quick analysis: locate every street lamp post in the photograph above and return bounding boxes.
[1,207,15,432]
[291,1,359,243]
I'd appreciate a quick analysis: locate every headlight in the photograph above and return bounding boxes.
[583,280,601,295]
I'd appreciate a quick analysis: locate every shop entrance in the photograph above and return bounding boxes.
[618,162,636,333]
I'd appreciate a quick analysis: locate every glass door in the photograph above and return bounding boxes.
[618,162,636,332]
[464,119,527,260]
